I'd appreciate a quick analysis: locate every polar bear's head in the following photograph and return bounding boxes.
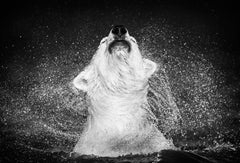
[73,25,157,95]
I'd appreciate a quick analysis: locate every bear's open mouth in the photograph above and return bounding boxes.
[108,40,131,54]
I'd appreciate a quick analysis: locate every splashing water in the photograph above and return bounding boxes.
[1,35,181,154]
[139,24,239,150]
[1,12,239,162]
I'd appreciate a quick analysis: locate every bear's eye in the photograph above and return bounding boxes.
[100,37,108,44]
[130,37,137,43]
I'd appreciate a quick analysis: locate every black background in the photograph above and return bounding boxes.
[0,0,239,51]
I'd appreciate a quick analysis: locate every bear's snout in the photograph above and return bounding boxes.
[111,25,128,39]
[109,25,131,54]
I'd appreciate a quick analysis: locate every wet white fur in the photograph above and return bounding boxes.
[72,30,175,157]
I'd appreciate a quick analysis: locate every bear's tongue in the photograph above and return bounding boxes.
[113,41,127,46]
[109,40,130,54]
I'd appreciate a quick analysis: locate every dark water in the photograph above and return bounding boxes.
[0,1,240,162]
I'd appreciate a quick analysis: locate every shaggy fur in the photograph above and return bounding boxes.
[72,28,175,157]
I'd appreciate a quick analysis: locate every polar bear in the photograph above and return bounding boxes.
[72,25,175,157]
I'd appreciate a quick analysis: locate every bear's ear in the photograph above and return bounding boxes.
[143,58,157,78]
[73,65,94,92]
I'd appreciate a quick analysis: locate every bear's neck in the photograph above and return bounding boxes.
[88,88,149,116]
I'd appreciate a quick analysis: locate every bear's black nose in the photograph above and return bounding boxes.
[111,25,127,38]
